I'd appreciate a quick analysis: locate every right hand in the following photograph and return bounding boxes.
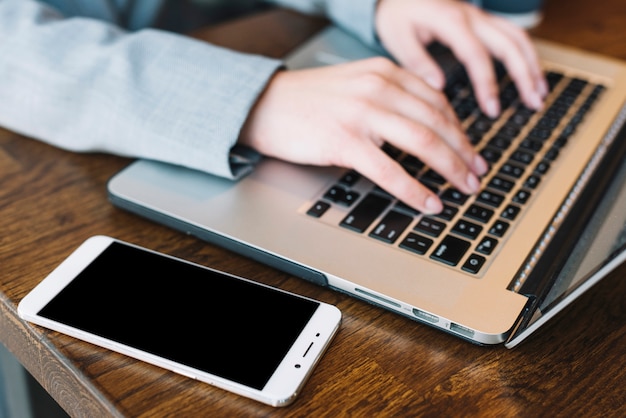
[239,58,488,214]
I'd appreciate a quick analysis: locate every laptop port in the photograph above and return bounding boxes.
[449,322,475,338]
[412,308,439,324]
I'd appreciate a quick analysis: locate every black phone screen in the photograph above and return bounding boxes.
[37,242,320,390]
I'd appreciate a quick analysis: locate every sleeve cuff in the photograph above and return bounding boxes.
[228,144,262,179]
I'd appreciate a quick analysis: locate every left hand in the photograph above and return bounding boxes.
[375,0,548,118]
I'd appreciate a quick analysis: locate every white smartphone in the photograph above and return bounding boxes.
[18,236,341,407]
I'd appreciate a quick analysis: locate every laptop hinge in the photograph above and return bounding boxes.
[510,102,626,323]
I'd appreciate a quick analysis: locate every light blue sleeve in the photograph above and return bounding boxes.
[0,0,283,179]
[267,0,380,46]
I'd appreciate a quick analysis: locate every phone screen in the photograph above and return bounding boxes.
[36,242,320,390]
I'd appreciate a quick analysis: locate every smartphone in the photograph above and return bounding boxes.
[18,236,341,407]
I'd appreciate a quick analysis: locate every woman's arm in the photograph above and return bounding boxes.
[0,0,282,178]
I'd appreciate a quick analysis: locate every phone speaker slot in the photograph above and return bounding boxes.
[303,342,314,358]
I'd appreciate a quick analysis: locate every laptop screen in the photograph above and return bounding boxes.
[507,152,626,347]
[543,152,626,309]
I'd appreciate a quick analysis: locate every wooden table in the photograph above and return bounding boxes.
[1,0,625,416]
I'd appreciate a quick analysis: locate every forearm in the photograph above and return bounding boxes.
[0,0,283,178]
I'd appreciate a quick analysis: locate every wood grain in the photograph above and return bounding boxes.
[1,1,625,417]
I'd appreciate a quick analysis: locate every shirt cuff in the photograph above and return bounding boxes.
[228,144,262,179]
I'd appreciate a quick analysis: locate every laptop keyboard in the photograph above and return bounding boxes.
[305,62,605,276]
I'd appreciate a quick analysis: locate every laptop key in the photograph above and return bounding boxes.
[535,160,551,175]
[399,233,434,255]
[489,220,510,237]
[488,135,512,150]
[469,115,494,134]
[545,146,560,161]
[476,236,498,255]
[487,176,515,193]
[421,169,446,185]
[441,188,469,205]
[499,162,525,179]
[519,137,544,152]
[454,97,477,121]
[528,126,552,141]
[451,219,483,239]
[434,204,459,221]
[324,186,360,206]
[480,147,502,164]
[307,201,331,218]
[370,210,413,244]
[524,174,541,189]
[510,149,535,165]
[462,254,486,274]
[512,189,531,204]
[400,155,424,172]
[414,217,447,237]
[497,123,521,139]
[465,204,494,223]
[476,190,505,208]
[430,235,471,266]
[393,201,421,216]
[501,204,521,220]
[340,193,391,233]
[553,135,568,149]
[338,170,361,187]
[509,106,534,126]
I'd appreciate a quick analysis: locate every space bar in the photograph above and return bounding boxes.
[340,193,391,233]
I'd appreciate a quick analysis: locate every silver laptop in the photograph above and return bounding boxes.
[108,27,626,347]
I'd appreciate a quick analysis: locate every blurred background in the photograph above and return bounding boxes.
[0,344,68,418]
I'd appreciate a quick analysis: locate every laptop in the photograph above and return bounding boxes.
[108,26,626,347]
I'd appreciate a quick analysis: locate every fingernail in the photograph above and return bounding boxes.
[530,92,544,110]
[466,172,481,193]
[425,196,443,214]
[474,155,489,176]
[485,98,500,118]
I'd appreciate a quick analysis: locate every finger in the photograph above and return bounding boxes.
[472,17,543,109]
[349,140,444,214]
[488,17,549,100]
[399,80,461,130]
[427,17,501,117]
[357,58,458,125]
[492,39,544,110]
[364,105,483,196]
[380,27,447,90]
[369,79,487,176]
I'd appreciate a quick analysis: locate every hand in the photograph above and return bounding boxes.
[239,59,488,214]
[376,0,548,117]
